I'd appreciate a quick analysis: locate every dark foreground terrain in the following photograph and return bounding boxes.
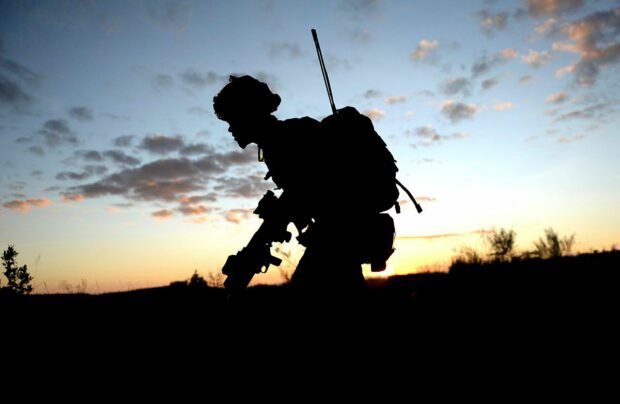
[3,250,618,352]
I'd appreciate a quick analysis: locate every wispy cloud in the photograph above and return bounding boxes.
[112,135,135,148]
[557,133,585,143]
[441,76,471,96]
[225,208,254,224]
[384,95,407,105]
[493,102,514,111]
[152,209,173,220]
[524,0,584,18]
[477,9,509,35]
[269,42,303,59]
[409,125,469,146]
[146,1,192,32]
[38,119,78,148]
[179,69,227,89]
[546,91,569,103]
[397,229,493,240]
[363,108,386,120]
[410,39,439,61]
[521,49,552,67]
[3,198,52,212]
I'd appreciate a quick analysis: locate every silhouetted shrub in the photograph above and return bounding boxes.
[1,245,33,296]
[533,228,575,259]
[486,228,516,262]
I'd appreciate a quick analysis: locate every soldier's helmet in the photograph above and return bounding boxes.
[213,75,281,123]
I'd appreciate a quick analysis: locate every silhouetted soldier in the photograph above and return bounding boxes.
[213,75,398,301]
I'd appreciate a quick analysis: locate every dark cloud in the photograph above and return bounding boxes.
[0,57,41,86]
[75,150,103,162]
[31,170,43,178]
[441,77,471,96]
[138,134,184,155]
[0,74,34,111]
[102,150,141,166]
[553,8,620,85]
[64,147,256,204]
[477,9,508,35]
[27,145,45,156]
[113,134,135,148]
[180,143,212,156]
[270,42,303,59]
[56,165,108,181]
[524,0,584,18]
[481,78,499,90]
[15,137,32,144]
[146,1,192,31]
[38,119,78,148]
[179,69,227,89]
[441,100,478,123]
[518,75,534,84]
[154,74,174,91]
[214,175,273,198]
[68,106,93,121]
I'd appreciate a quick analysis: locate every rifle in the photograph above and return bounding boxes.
[222,191,291,291]
[311,28,423,214]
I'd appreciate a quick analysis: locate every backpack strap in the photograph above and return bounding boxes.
[395,178,423,214]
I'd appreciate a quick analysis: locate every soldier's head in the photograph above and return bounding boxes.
[213,75,281,148]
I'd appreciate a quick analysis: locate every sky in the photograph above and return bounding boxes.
[1,0,619,293]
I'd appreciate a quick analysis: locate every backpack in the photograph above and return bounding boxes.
[320,106,401,214]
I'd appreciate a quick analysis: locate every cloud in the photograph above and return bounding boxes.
[397,229,493,240]
[0,57,41,86]
[102,150,141,166]
[554,102,614,122]
[154,74,174,91]
[270,42,303,59]
[557,133,585,143]
[68,106,93,121]
[75,150,104,162]
[518,75,534,84]
[56,165,108,181]
[521,49,553,67]
[38,119,78,148]
[64,148,256,203]
[481,77,499,90]
[410,39,439,61]
[3,198,52,212]
[551,8,620,85]
[349,28,373,44]
[62,194,85,202]
[477,9,508,35]
[410,125,469,146]
[535,17,559,34]
[177,204,211,216]
[339,0,384,20]
[152,209,173,220]
[113,135,135,148]
[471,49,518,77]
[364,89,382,98]
[214,176,273,198]
[146,1,192,32]
[384,95,407,105]
[441,77,471,96]
[27,145,45,156]
[440,100,478,123]
[138,134,184,155]
[178,194,217,204]
[179,69,227,89]
[180,143,212,156]
[225,208,254,224]
[524,0,584,18]
[546,91,570,103]
[363,108,386,120]
[0,74,34,111]
[493,102,514,110]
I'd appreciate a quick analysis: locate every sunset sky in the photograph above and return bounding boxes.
[1,0,619,293]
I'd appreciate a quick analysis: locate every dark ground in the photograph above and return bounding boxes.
[3,250,618,361]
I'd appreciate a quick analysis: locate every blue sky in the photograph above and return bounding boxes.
[1,0,619,292]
